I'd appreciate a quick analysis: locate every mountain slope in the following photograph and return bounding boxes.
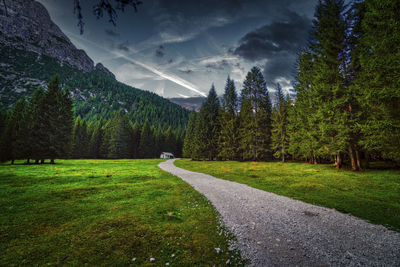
[168,97,206,111]
[0,0,189,128]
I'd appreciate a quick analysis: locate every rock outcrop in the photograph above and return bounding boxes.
[0,0,113,77]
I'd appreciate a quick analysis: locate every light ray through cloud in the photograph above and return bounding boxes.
[65,31,207,97]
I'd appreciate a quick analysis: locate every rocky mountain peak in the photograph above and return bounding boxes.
[0,0,113,77]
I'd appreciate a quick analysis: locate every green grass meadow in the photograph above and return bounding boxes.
[0,159,245,266]
[175,159,400,231]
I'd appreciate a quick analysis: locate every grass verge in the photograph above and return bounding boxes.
[0,159,246,266]
[175,159,400,231]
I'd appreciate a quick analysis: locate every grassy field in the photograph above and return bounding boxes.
[175,159,400,231]
[0,159,246,266]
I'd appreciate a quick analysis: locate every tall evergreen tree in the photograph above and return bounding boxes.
[311,0,349,167]
[59,86,74,159]
[131,121,141,158]
[139,120,153,158]
[72,117,87,158]
[238,67,272,161]
[355,0,400,163]
[163,126,175,154]
[218,76,239,160]
[14,96,32,162]
[182,112,197,158]
[28,88,47,163]
[192,85,220,160]
[271,84,290,162]
[0,98,26,163]
[107,111,132,158]
[41,75,74,163]
[89,119,104,158]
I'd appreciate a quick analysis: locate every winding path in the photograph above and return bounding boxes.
[159,159,400,266]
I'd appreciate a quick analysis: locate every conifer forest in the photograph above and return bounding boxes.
[183,0,400,171]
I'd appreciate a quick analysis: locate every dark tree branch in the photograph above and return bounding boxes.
[73,0,143,34]
[2,0,8,16]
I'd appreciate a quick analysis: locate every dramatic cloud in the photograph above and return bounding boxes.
[118,41,130,52]
[233,11,311,87]
[234,11,311,61]
[105,29,120,37]
[39,0,318,97]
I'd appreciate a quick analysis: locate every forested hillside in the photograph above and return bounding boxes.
[0,45,189,128]
[0,75,185,163]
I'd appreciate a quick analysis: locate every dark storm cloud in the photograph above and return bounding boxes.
[233,11,312,86]
[234,11,311,61]
[263,52,297,85]
[105,29,120,37]
[118,41,130,52]
[155,45,165,57]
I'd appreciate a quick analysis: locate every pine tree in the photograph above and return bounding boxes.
[271,84,290,162]
[14,96,32,162]
[28,88,47,163]
[288,52,320,163]
[356,0,400,163]
[131,121,141,158]
[0,98,26,163]
[108,111,132,158]
[163,126,175,154]
[58,86,74,159]
[174,125,184,157]
[89,119,104,158]
[311,0,349,166]
[238,67,272,161]
[41,75,74,163]
[72,117,83,158]
[218,77,239,160]
[192,85,220,160]
[182,112,197,158]
[153,125,164,157]
[139,120,153,158]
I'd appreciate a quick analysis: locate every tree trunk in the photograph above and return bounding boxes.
[40,159,45,164]
[349,146,358,171]
[282,148,285,163]
[355,149,362,171]
[26,158,30,164]
[50,159,55,164]
[11,159,14,165]
[336,153,342,169]
[35,159,39,164]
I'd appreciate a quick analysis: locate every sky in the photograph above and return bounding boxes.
[37,0,318,98]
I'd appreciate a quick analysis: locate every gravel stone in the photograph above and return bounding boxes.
[159,159,400,266]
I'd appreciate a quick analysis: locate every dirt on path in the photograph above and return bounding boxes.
[159,159,400,266]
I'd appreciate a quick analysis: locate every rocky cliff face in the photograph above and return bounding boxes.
[0,0,113,76]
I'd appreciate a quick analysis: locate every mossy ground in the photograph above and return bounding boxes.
[0,159,246,266]
[175,159,400,231]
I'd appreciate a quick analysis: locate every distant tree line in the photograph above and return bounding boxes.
[0,75,184,164]
[183,0,400,170]
[71,114,184,159]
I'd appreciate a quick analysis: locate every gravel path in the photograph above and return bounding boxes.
[159,159,400,266]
